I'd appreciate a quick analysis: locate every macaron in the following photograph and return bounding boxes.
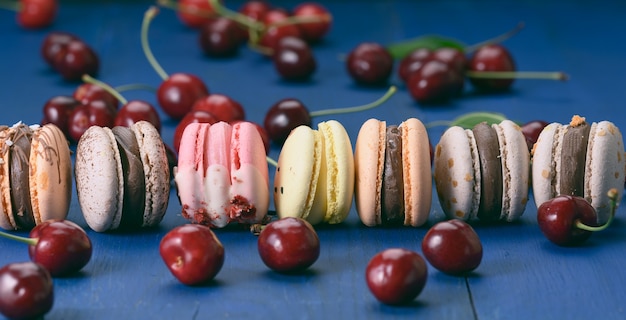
[434,120,530,222]
[532,115,625,223]
[175,121,269,228]
[0,122,72,230]
[273,120,354,225]
[354,118,432,227]
[74,121,170,232]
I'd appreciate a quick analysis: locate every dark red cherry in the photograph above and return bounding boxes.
[238,0,271,22]
[468,44,516,91]
[292,2,331,43]
[258,9,303,51]
[17,0,57,29]
[173,110,218,152]
[257,217,320,273]
[537,195,598,246]
[365,248,427,305]
[433,47,467,74]
[114,100,162,131]
[28,219,92,277]
[191,94,245,123]
[521,120,549,151]
[41,31,77,67]
[346,42,393,86]
[0,262,53,320]
[73,83,119,111]
[41,95,80,135]
[157,73,209,120]
[263,98,312,144]
[397,48,434,83]
[273,36,316,81]
[422,219,483,275]
[67,100,116,142]
[198,17,246,57]
[160,224,225,285]
[176,0,219,29]
[53,39,99,82]
[407,60,463,104]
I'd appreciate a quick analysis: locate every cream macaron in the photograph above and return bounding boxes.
[75,121,170,232]
[532,115,625,224]
[354,118,432,227]
[434,120,530,222]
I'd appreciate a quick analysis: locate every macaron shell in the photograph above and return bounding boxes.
[354,118,385,226]
[493,120,529,221]
[75,126,124,232]
[585,121,625,223]
[131,121,170,227]
[204,122,232,228]
[0,126,15,230]
[400,118,431,227]
[531,122,561,208]
[434,126,480,221]
[229,121,269,225]
[29,124,72,225]
[318,120,354,224]
[274,125,325,224]
[174,123,209,223]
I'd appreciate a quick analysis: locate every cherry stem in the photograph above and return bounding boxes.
[269,14,332,29]
[156,0,217,19]
[464,21,525,53]
[248,42,274,56]
[266,156,278,168]
[575,188,619,232]
[208,0,263,31]
[114,83,157,93]
[0,1,20,11]
[82,74,128,105]
[141,6,169,81]
[465,71,569,81]
[0,230,37,246]
[309,86,397,117]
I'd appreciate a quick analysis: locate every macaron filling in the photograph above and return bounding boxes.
[381,125,405,225]
[472,122,503,221]
[111,126,146,230]
[6,124,35,229]
[558,121,590,197]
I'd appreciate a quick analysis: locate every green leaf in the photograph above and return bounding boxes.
[387,35,466,60]
[450,112,508,129]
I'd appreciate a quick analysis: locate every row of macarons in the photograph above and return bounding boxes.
[1,114,623,233]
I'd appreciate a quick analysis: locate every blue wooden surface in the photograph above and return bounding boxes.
[1,0,626,319]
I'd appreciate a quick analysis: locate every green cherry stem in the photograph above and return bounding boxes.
[0,230,37,246]
[465,71,569,81]
[266,156,278,168]
[309,86,397,117]
[82,74,128,105]
[157,0,217,18]
[208,0,263,31]
[114,83,157,93]
[142,6,169,81]
[575,188,619,232]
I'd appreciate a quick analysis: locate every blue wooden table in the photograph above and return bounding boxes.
[1,0,626,319]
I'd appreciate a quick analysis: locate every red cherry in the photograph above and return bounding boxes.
[292,2,331,43]
[176,0,219,29]
[67,100,116,142]
[257,217,320,273]
[17,0,57,29]
[41,95,80,136]
[537,195,599,246]
[521,120,549,151]
[160,224,225,285]
[468,44,516,91]
[397,48,434,83]
[238,0,270,22]
[157,73,209,120]
[0,262,53,320]
[73,83,119,111]
[53,39,99,82]
[346,42,393,86]
[198,17,246,57]
[114,100,162,131]
[407,60,463,104]
[365,248,427,305]
[263,98,312,144]
[28,220,92,277]
[41,31,77,67]
[273,36,316,81]
[258,9,303,51]
[433,47,467,74]
[422,220,483,275]
[173,110,218,152]
[191,94,245,123]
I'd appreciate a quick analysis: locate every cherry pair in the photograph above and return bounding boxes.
[41,31,99,82]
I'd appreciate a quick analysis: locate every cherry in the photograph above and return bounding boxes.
[53,39,99,82]
[143,7,210,120]
[273,36,316,81]
[422,220,483,275]
[0,262,53,320]
[467,44,516,91]
[16,0,57,29]
[67,100,115,142]
[191,94,245,123]
[160,224,225,285]
[407,60,463,104]
[292,2,331,43]
[346,42,393,86]
[173,110,218,152]
[238,0,270,23]
[198,17,246,57]
[537,191,618,247]
[73,83,119,111]
[397,47,434,83]
[258,9,303,52]
[257,217,320,273]
[114,100,162,131]
[171,0,219,28]
[365,248,427,305]
[41,95,80,135]
[433,47,467,74]
[41,31,77,67]
[521,119,549,151]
